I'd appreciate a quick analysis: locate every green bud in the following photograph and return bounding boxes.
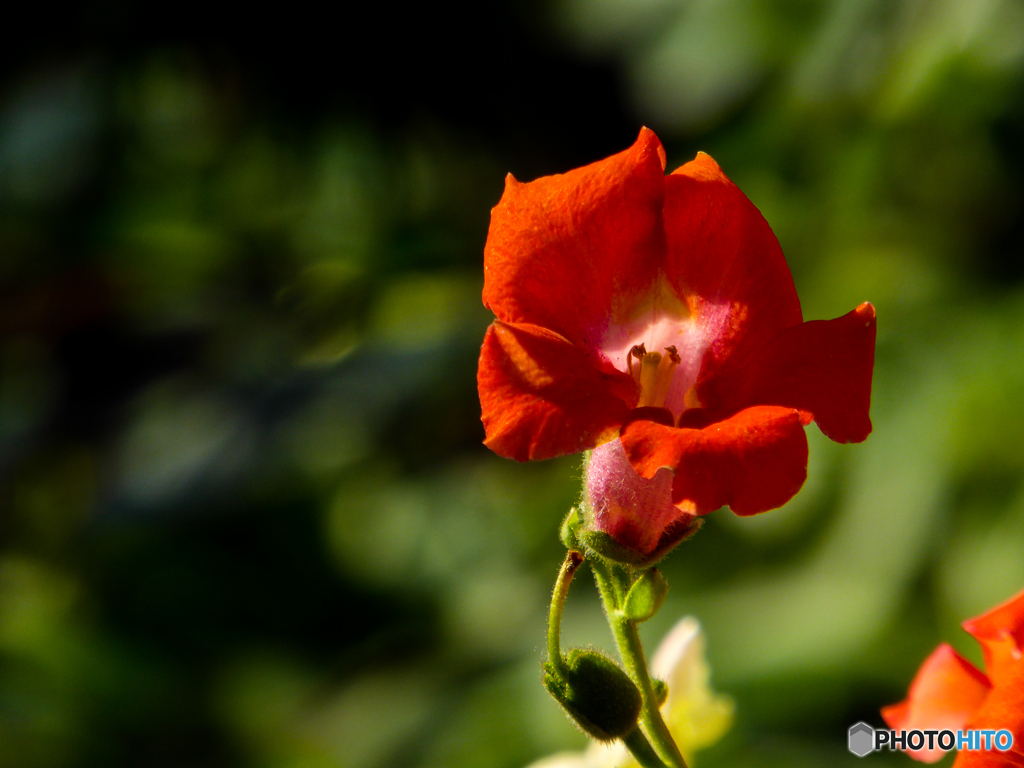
[560,507,583,550]
[543,649,642,741]
[623,568,668,622]
[652,677,669,708]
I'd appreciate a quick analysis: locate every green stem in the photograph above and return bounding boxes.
[622,726,671,768]
[547,550,584,674]
[616,615,688,768]
[591,559,688,768]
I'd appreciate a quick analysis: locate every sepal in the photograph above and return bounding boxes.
[581,516,703,568]
[579,529,650,566]
[543,649,642,741]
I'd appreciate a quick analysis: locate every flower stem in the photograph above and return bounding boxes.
[548,550,584,674]
[590,558,688,768]
[623,726,672,768]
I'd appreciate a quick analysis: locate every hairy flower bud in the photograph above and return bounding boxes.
[544,649,642,742]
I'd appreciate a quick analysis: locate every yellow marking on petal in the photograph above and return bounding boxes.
[610,274,692,328]
[638,351,662,407]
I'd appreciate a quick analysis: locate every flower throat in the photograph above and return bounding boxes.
[628,344,680,408]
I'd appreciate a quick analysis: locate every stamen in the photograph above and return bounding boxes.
[651,346,680,407]
[638,351,662,407]
[627,344,646,383]
[629,344,680,409]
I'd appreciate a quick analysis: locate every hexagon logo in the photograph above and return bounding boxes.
[848,721,875,757]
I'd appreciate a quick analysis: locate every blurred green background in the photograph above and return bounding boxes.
[2,1,1024,766]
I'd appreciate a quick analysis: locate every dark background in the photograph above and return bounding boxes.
[3,1,1024,766]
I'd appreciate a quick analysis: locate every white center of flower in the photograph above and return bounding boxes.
[602,311,709,419]
[598,275,733,419]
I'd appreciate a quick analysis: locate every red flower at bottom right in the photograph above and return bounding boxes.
[883,587,1024,766]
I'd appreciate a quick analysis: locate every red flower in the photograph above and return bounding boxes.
[882,587,1024,766]
[477,128,875,553]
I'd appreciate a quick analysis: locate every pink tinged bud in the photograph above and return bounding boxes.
[584,439,692,556]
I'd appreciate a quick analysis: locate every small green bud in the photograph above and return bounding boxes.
[560,507,583,550]
[623,568,668,622]
[652,677,669,708]
[543,649,642,741]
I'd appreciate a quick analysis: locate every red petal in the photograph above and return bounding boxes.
[700,302,877,443]
[963,587,1024,686]
[478,321,635,461]
[955,659,1024,768]
[482,128,667,352]
[662,153,803,383]
[882,644,992,764]
[619,405,808,516]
